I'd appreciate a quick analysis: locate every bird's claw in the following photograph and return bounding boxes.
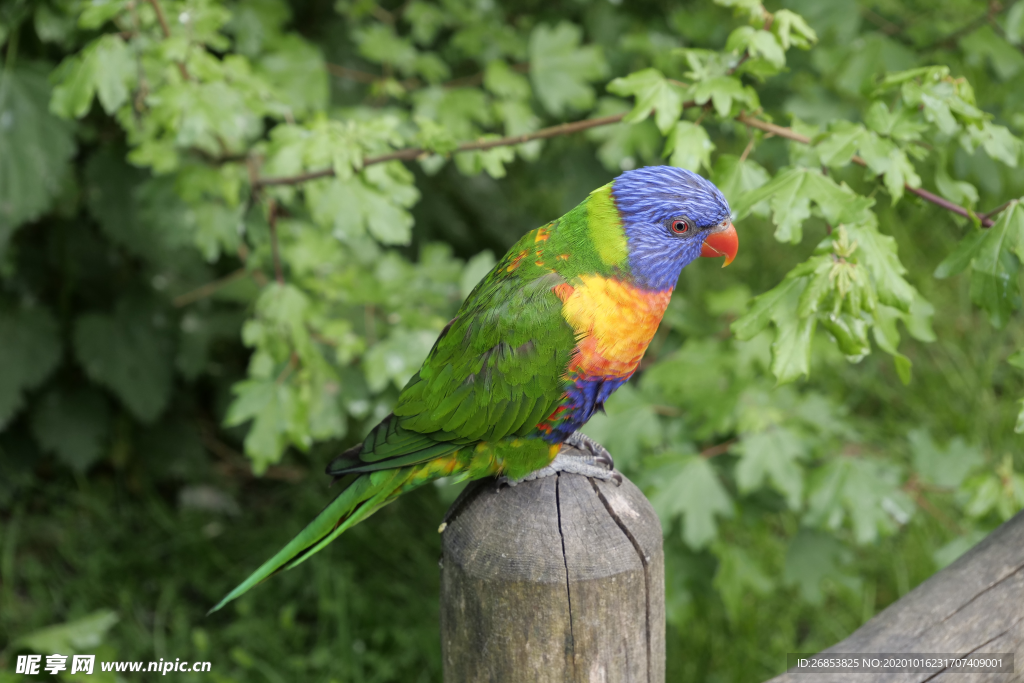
[564,431,616,471]
[500,433,621,486]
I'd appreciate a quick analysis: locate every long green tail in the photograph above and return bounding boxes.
[209,436,553,614]
[208,468,409,614]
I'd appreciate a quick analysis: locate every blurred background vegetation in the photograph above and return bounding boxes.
[2,0,1024,680]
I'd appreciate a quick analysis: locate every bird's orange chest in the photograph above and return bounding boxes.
[553,275,672,379]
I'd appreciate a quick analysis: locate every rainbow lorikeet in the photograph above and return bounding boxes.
[210,166,737,612]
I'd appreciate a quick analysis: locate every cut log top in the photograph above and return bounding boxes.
[440,472,665,683]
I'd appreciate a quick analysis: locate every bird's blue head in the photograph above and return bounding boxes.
[611,166,737,291]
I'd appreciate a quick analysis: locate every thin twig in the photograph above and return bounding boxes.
[444,63,529,90]
[738,137,756,163]
[700,439,737,459]
[325,63,381,83]
[146,0,190,80]
[979,199,1016,220]
[735,113,1005,226]
[173,268,248,307]
[736,113,810,143]
[904,186,994,226]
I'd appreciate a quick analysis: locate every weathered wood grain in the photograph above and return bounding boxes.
[440,470,665,683]
[768,509,1024,683]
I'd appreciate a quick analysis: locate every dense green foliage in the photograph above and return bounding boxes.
[3,0,1024,680]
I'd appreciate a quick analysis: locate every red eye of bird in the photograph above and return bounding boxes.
[671,218,693,235]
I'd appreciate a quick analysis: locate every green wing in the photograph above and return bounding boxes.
[329,230,577,476]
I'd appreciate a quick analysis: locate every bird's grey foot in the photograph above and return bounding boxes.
[499,432,621,487]
[563,430,615,470]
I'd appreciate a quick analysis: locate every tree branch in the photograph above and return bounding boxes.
[146,0,190,81]
[256,105,1011,230]
[256,112,633,187]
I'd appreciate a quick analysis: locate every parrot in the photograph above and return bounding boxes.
[209,165,737,613]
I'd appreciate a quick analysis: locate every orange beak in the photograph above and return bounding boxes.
[701,222,738,267]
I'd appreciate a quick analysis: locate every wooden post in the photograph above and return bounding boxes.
[439,470,665,683]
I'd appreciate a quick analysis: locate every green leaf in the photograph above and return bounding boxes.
[960,122,1023,168]
[732,275,803,341]
[714,0,764,23]
[864,101,928,142]
[258,35,329,116]
[307,164,419,246]
[768,284,816,383]
[607,68,686,134]
[712,543,773,622]
[934,161,979,209]
[0,305,62,429]
[734,167,873,243]
[193,201,243,262]
[30,387,111,473]
[405,1,451,45]
[908,429,984,489]
[816,121,864,168]
[529,22,608,116]
[712,154,770,210]
[225,378,303,473]
[664,120,714,172]
[845,221,916,310]
[362,329,437,393]
[805,457,912,544]
[783,530,848,605]
[726,27,785,68]
[0,64,76,251]
[857,132,920,202]
[734,426,806,508]
[1007,1,1024,45]
[92,34,135,113]
[960,26,1024,81]
[586,98,662,173]
[961,456,1024,520]
[50,35,135,117]
[73,297,175,423]
[580,384,661,470]
[354,24,417,72]
[649,455,732,549]
[691,76,756,118]
[968,202,1024,327]
[934,228,986,279]
[772,9,817,50]
[714,0,764,20]
[79,0,128,29]
[228,0,291,56]
[454,140,516,178]
[484,60,531,101]
[15,610,119,654]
